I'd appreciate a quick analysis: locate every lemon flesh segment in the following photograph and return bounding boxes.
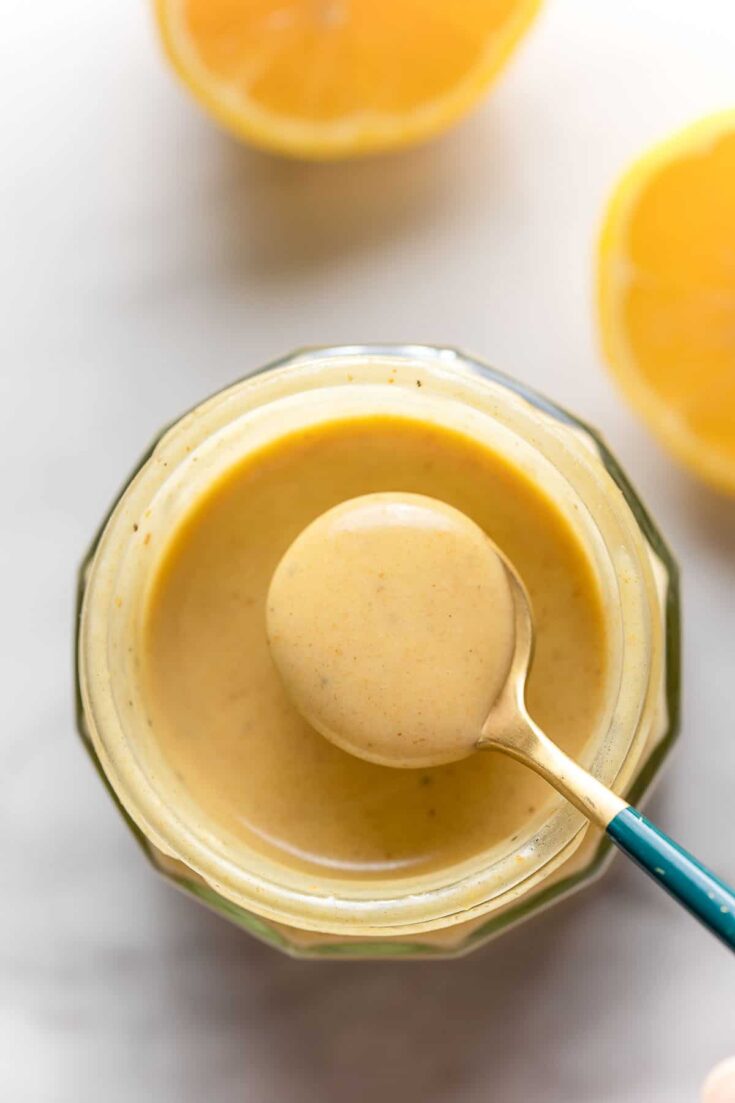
[155,0,543,158]
[598,112,735,494]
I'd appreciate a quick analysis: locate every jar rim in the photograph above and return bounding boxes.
[78,345,666,936]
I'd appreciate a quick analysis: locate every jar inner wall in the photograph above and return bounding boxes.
[143,413,608,881]
[79,348,661,936]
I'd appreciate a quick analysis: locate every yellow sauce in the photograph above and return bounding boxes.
[143,415,607,880]
[267,492,516,768]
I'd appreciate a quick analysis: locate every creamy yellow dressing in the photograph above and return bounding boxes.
[267,492,516,768]
[143,415,607,880]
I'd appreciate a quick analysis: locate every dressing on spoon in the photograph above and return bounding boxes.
[266,492,515,768]
[268,491,735,950]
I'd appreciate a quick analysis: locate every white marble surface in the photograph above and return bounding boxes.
[2,2,735,1100]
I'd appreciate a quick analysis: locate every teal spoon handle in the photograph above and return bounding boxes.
[607,807,735,950]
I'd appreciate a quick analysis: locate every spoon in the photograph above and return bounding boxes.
[268,492,735,950]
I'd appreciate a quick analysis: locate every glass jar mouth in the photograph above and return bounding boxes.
[78,345,664,937]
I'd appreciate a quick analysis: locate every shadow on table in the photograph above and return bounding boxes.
[669,470,735,567]
[156,867,627,1103]
[196,107,515,289]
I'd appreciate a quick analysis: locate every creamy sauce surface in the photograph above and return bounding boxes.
[267,492,515,768]
[143,416,607,880]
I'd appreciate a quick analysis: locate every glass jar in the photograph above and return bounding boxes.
[76,345,679,958]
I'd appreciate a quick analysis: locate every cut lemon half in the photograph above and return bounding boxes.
[154,0,542,159]
[598,111,735,495]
